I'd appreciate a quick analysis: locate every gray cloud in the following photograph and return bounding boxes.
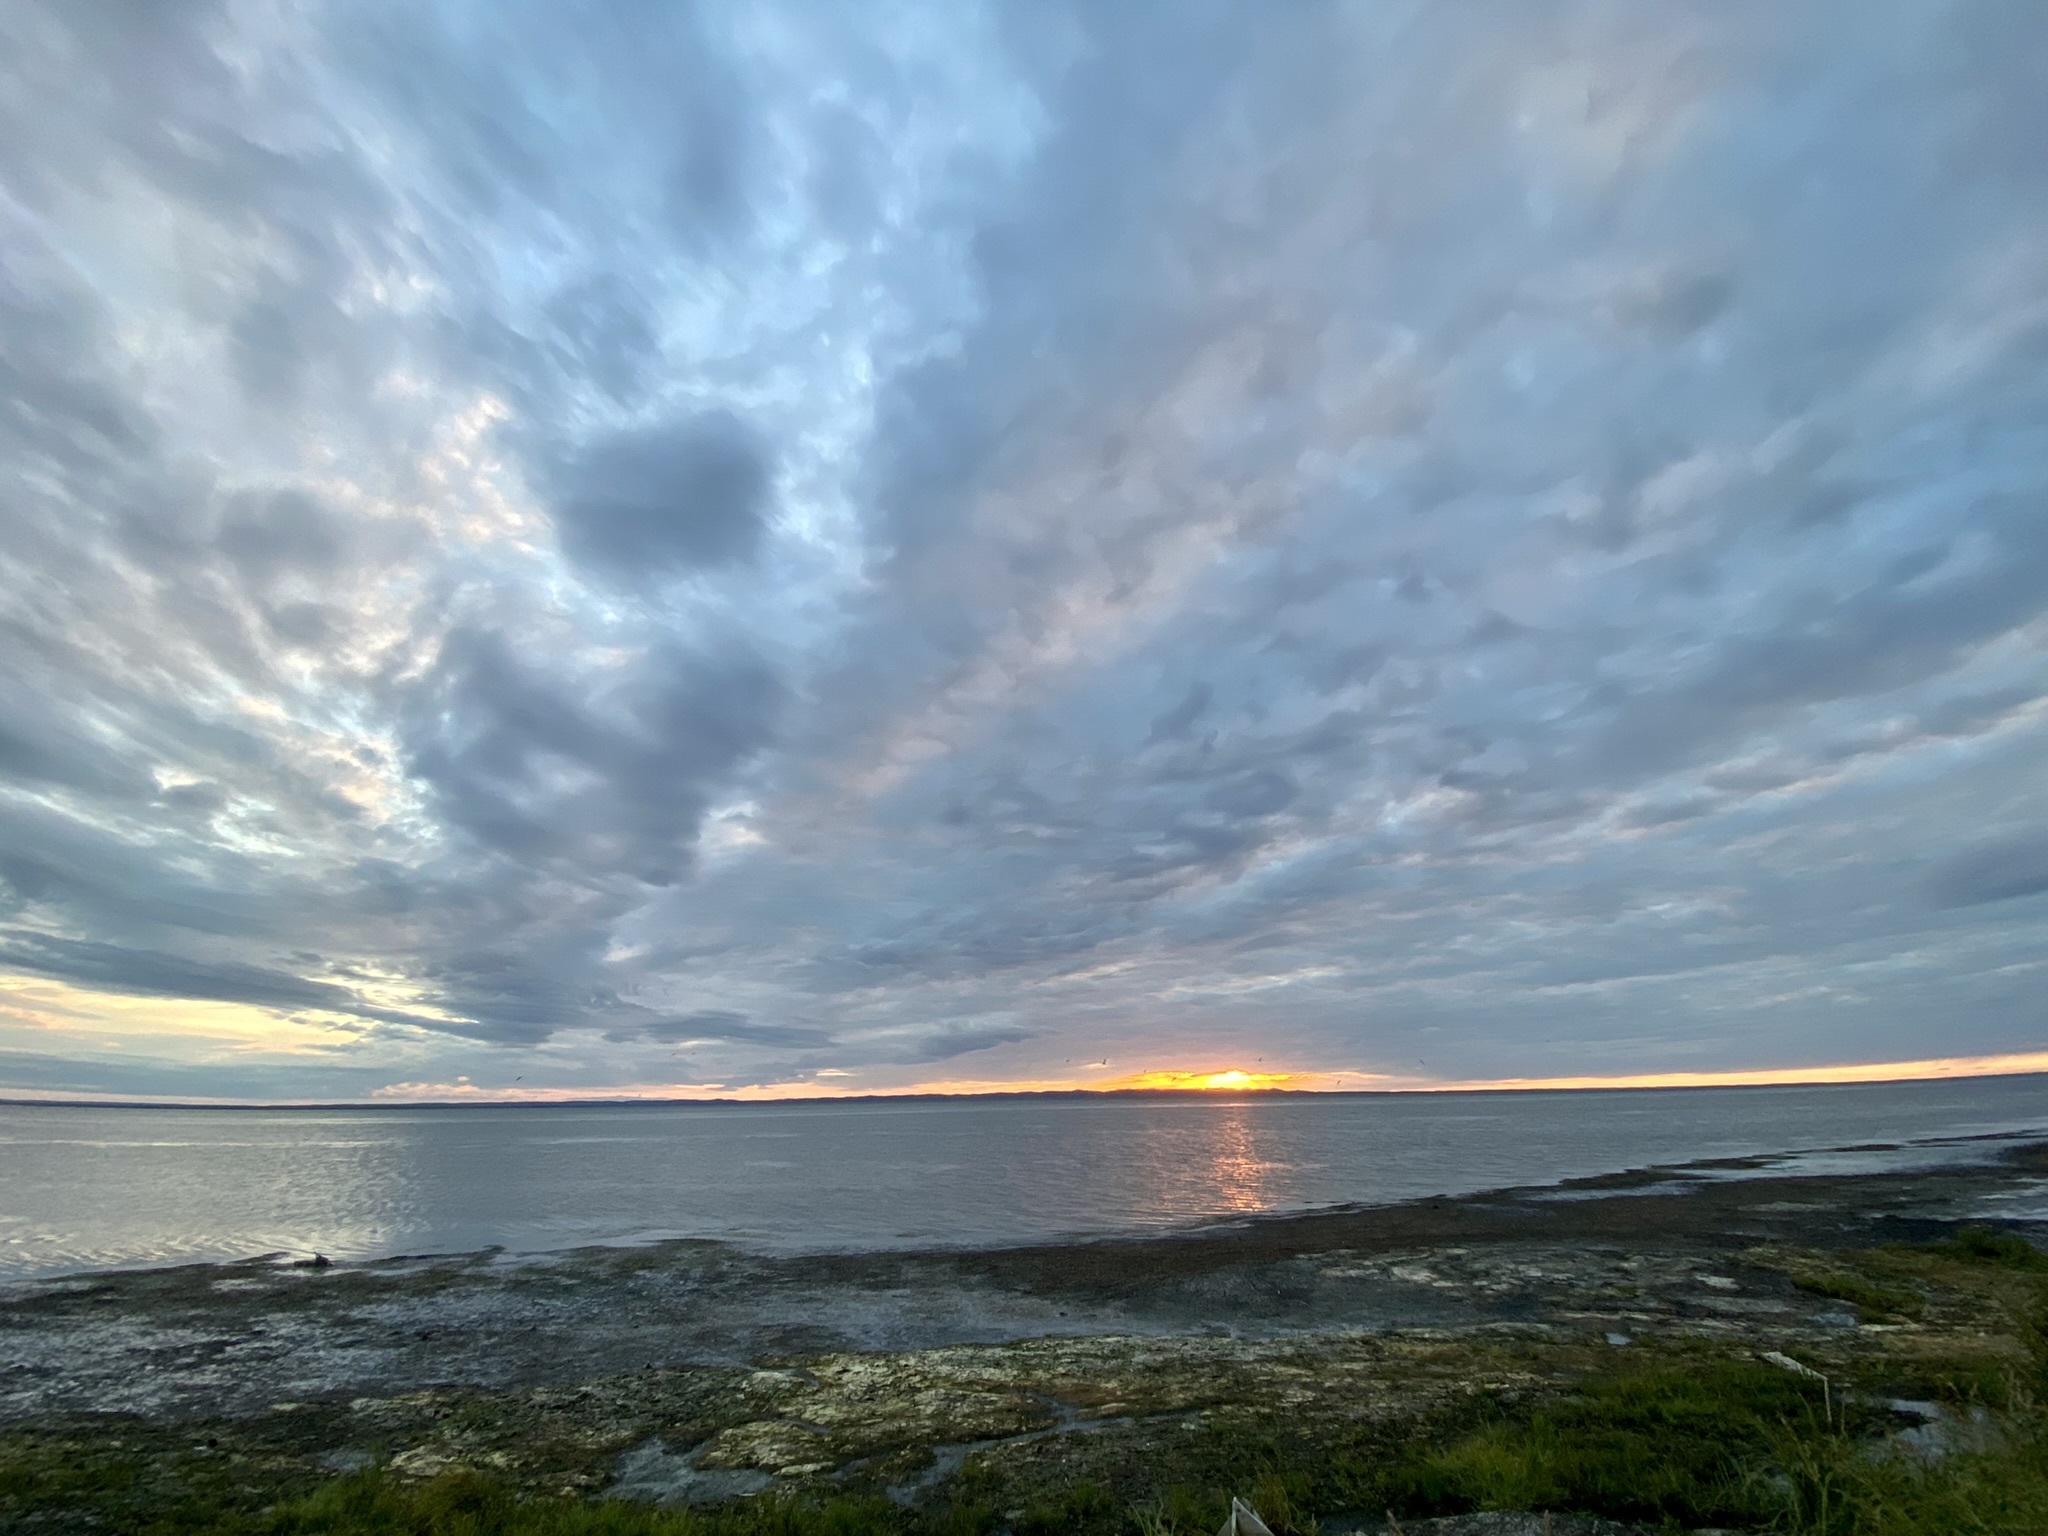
[898,1023,1038,1064]
[1147,681,1212,745]
[1931,838,2048,910]
[1,0,2045,1096]
[606,1011,834,1049]
[542,276,660,406]
[0,1048,398,1103]
[550,412,773,577]
[0,932,364,1017]
[401,629,783,887]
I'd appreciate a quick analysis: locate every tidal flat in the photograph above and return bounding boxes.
[4,1137,2045,1534]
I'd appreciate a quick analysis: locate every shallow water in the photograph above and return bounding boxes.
[3,1074,2043,1276]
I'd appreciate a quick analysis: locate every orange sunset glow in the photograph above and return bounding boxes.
[11,11,2048,1521]
[324,1048,2048,1107]
[1116,1068,1294,1092]
[2,0,2044,1127]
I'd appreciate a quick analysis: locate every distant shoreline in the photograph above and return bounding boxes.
[4,1066,2046,1112]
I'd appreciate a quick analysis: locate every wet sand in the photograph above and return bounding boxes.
[3,1132,2042,1423]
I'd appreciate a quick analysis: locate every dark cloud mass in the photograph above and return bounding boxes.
[1931,839,2048,910]
[400,627,782,885]
[0,0,2044,1099]
[0,935,333,1012]
[551,412,773,576]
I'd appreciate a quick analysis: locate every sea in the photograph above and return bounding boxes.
[3,1074,2044,1278]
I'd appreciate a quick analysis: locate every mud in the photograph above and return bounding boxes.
[5,1133,2042,1423]
[0,1133,2042,1519]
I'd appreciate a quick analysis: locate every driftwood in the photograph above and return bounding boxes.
[1761,1349,1834,1427]
[1217,1497,1277,1536]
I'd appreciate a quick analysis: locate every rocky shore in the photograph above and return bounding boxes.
[3,1135,2044,1532]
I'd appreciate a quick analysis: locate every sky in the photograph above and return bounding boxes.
[1,0,2045,1104]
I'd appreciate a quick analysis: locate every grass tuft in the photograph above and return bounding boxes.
[1792,1270,1924,1320]
[270,1477,910,1536]
[12,1230,2048,1535]
[1391,1362,1832,1528]
[1942,1226,2046,1270]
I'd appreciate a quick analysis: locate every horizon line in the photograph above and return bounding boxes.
[3,1048,2044,1111]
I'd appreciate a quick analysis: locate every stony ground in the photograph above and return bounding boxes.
[2,1137,2044,1530]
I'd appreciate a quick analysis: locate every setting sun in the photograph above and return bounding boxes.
[1107,1068,1295,1093]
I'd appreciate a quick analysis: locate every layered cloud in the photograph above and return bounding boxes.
[0,0,2044,1100]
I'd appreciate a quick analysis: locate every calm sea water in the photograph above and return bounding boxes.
[3,1076,2044,1277]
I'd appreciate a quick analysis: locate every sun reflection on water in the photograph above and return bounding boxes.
[1208,1102,1283,1212]
[1129,1100,1298,1221]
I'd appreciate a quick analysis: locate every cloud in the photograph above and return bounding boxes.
[1,0,2046,1097]
[605,1010,834,1049]
[549,411,773,577]
[1930,837,2048,909]
[541,275,661,406]
[0,932,364,1016]
[0,1048,398,1103]
[1147,681,1212,745]
[401,628,784,888]
[899,1023,1038,1064]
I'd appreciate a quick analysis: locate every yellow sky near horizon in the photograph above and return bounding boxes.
[5,966,2042,1108]
[338,1049,2048,1102]
[4,1045,2042,1107]
[0,972,372,1057]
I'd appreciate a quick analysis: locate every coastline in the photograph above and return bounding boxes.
[5,1056,2046,1109]
[5,1130,2046,1419]
[7,1078,2044,1281]
[3,1134,2044,1531]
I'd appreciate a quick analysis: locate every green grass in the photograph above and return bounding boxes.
[8,1375,2048,1536]
[1931,1226,2048,1389]
[1942,1226,2047,1271]
[1389,1361,1840,1529]
[9,1227,2048,1535]
[268,1476,909,1536]
[0,1417,318,1534]
[1341,1228,2048,1535]
[1772,1417,2048,1536]
[1385,1363,2048,1535]
[232,1384,2048,1536]
[1792,1270,1925,1320]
